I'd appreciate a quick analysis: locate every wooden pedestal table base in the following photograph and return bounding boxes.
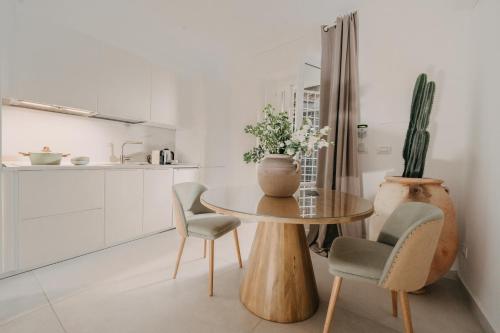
[200,186,374,324]
[240,222,319,323]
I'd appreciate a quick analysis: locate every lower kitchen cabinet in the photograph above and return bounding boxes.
[1,166,198,274]
[143,169,174,233]
[105,169,144,245]
[18,209,105,268]
[173,168,199,184]
[19,170,104,220]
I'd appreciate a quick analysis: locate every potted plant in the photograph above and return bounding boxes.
[243,104,331,197]
[372,73,458,286]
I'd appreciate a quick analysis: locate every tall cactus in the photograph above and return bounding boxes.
[402,73,436,178]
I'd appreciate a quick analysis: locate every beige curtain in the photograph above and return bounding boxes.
[308,12,363,255]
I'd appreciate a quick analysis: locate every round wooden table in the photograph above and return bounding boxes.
[201,186,373,323]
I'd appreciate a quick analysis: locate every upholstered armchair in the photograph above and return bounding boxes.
[172,182,243,296]
[323,202,444,333]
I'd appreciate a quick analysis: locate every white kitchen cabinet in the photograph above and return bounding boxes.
[7,14,180,126]
[173,168,199,184]
[98,46,151,122]
[10,17,99,111]
[1,166,199,275]
[105,169,144,245]
[143,169,174,233]
[18,209,105,269]
[16,170,105,270]
[19,170,104,220]
[150,66,179,127]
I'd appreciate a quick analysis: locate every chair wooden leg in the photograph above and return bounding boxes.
[208,240,215,296]
[203,239,207,258]
[233,229,243,268]
[391,290,398,317]
[399,291,414,333]
[323,276,342,333]
[172,237,186,279]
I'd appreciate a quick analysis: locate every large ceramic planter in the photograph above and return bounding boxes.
[370,176,458,285]
[257,154,300,197]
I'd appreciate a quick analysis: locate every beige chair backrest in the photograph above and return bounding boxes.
[172,182,213,237]
[378,202,444,292]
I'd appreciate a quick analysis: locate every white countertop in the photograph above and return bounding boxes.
[2,161,199,171]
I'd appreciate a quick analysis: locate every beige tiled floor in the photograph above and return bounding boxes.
[0,221,484,333]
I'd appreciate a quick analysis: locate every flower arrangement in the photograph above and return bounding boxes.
[243,104,332,163]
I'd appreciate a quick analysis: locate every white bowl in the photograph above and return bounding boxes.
[71,156,90,166]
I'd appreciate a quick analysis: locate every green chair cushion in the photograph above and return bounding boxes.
[187,213,241,240]
[377,202,444,246]
[173,182,214,215]
[328,237,394,283]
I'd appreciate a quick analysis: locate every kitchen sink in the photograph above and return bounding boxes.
[124,161,150,165]
[93,161,150,166]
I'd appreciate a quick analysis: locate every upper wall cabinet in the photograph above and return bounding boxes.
[97,46,151,122]
[7,14,179,127]
[150,67,179,127]
[9,19,99,111]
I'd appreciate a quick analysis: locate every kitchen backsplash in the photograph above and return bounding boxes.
[2,106,175,163]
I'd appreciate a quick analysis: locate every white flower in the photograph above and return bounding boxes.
[318,139,330,148]
[285,140,291,145]
[307,141,315,150]
[292,131,305,142]
[302,124,310,131]
[320,126,330,136]
[286,148,295,156]
[279,142,284,147]
[309,135,320,145]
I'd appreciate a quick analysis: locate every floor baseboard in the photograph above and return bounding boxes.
[457,275,496,333]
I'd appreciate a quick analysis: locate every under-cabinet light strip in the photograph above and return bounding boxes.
[2,97,98,117]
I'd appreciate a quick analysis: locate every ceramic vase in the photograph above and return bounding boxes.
[257,154,301,197]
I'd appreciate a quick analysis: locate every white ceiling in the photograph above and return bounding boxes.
[15,0,364,68]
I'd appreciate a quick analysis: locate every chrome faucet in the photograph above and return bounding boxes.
[121,141,143,164]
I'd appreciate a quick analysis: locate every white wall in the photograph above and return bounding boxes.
[199,0,476,242]
[217,7,499,321]
[220,0,475,261]
[0,0,16,273]
[219,0,500,330]
[357,1,473,244]
[0,0,14,103]
[2,106,175,164]
[222,0,475,212]
[173,63,234,187]
[220,29,322,187]
[459,0,500,330]
[0,0,189,165]
[175,33,320,188]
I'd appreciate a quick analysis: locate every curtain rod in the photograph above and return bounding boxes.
[323,11,357,31]
[322,23,336,32]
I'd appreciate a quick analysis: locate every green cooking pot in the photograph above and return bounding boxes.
[19,146,70,165]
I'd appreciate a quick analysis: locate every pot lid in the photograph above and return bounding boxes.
[19,146,69,156]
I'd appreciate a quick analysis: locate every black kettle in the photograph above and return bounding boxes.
[160,148,174,165]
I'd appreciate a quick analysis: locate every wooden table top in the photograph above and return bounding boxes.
[201,186,373,224]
